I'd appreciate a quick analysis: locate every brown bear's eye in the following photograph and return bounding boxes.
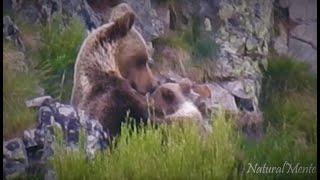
[136,58,147,67]
[161,88,175,103]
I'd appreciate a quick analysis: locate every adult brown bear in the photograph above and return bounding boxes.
[71,3,157,108]
[70,3,157,138]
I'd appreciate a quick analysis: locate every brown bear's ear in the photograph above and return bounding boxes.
[179,78,192,95]
[113,11,136,38]
[161,87,175,103]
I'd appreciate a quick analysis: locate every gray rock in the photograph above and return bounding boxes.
[11,0,23,11]
[290,23,317,48]
[273,24,288,55]
[220,79,259,112]
[23,129,39,148]
[8,0,101,32]
[288,38,317,73]
[220,80,256,100]
[289,0,317,22]
[246,36,259,51]
[204,18,212,31]
[74,0,102,31]
[3,138,28,179]
[278,0,290,8]
[206,83,238,112]
[3,16,25,51]
[213,0,273,115]
[25,96,53,108]
[273,35,288,55]
[123,0,166,41]
[4,98,110,179]
[77,109,108,158]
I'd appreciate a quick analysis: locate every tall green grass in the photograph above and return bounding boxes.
[261,56,317,142]
[3,60,38,139]
[3,15,85,138]
[52,111,241,180]
[50,56,316,179]
[35,15,85,102]
[237,56,317,179]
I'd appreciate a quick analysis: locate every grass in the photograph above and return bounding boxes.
[52,110,241,180]
[261,55,317,142]
[34,15,85,102]
[3,11,316,179]
[3,55,38,139]
[50,55,316,179]
[239,55,317,179]
[3,15,85,138]
[10,14,85,102]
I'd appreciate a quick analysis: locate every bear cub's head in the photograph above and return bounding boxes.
[150,79,202,121]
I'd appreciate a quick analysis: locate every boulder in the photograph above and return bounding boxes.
[289,0,317,23]
[288,38,317,72]
[3,16,25,51]
[3,138,28,179]
[4,99,108,179]
[290,23,317,48]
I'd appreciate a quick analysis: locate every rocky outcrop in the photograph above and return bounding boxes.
[123,0,167,42]
[273,0,317,73]
[3,16,25,51]
[4,0,102,31]
[3,97,108,179]
[215,0,273,113]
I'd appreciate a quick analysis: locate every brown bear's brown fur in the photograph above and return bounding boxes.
[83,70,150,138]
[70,3,157,139]
[71,3,157,109]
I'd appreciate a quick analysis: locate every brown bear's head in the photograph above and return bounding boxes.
[111,3,158,95]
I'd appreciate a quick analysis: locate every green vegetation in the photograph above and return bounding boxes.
[3,15,85,138]
[241,55,317,179]
[3,52,38,139]
[35,15,85,102]
[50,56,316,179]
[261,56,317,141]
[52,111,241,179]
[3,12,316,179]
